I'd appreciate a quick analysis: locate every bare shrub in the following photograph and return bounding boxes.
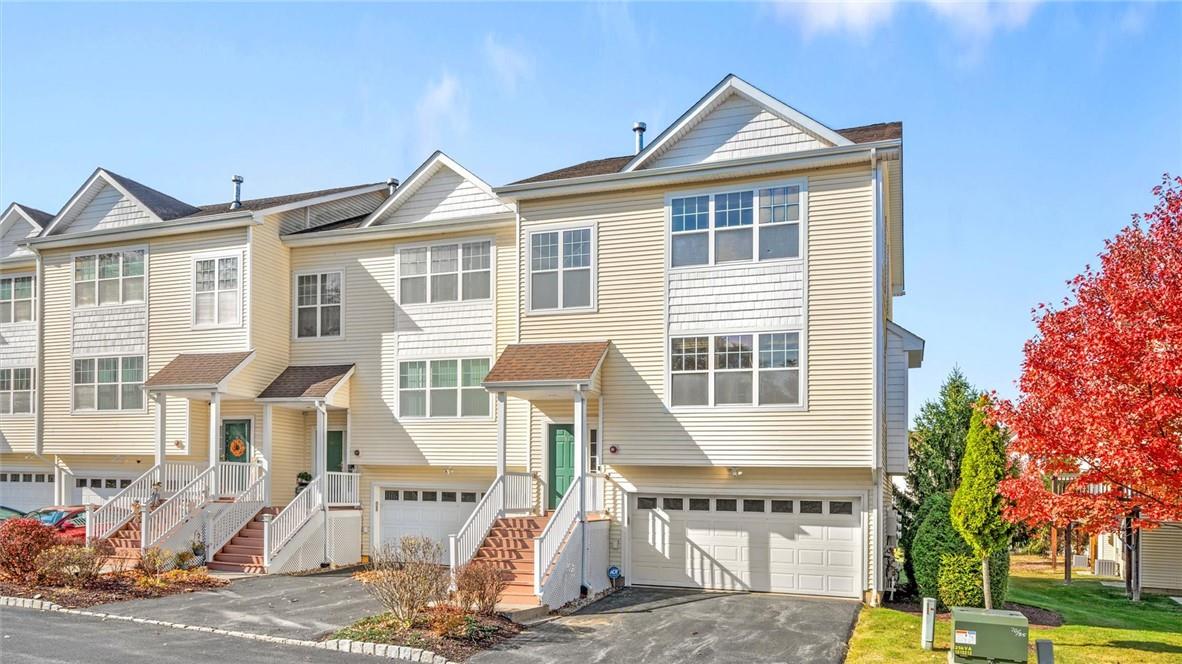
[138,546,169,577]
[35,544,108,588]
[363,536,449,629]
[454,561,508,615]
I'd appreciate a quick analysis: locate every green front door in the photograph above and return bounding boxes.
[548,424,575,509]
[327,431,345,473]
[223,420,252,462]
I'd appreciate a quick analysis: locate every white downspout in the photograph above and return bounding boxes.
[870,147,885,604]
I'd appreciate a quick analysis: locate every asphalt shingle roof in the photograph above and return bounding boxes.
[14,204,54,226]
[484,341,610,385]
[143,352,254,388]
[259,365,355,400]
[510,122,903,185]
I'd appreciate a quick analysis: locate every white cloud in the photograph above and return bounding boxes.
[925,0,1039,40]
[483,34,533,92]
[412,72,468,157]
[769,1,898,39]
[594,1,643,49]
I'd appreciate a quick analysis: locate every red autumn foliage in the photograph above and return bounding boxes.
[997,174,1182,534]
[0,518,62,581]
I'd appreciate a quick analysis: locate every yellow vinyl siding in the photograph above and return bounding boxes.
[1140,523,1182,591]
[0,416,35,453]
[226,219,291,397]
[516,166,876,468]
[40,229,248,458]
[286,224,525,468]
[216,400,309,507]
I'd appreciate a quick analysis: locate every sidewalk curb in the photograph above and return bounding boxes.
[1,595,456,663]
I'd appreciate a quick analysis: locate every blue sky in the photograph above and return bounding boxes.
[2,2,1180,420]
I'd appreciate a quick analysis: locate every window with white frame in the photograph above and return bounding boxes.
[193,255,240,327]
[295,272,342,338]
[0,275,34,323]
[669,332,800,407]
[398,358,489,418]
[398,241,491,305]
[0,367,34,414]
[73,356,143,411]
[74,250,145,307]
[669,184,802,267]
[529,227,593,311]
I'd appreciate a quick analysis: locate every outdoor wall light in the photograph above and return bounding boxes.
[729,467,743,478]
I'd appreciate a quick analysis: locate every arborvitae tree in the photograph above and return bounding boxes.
[951,395,1011,609]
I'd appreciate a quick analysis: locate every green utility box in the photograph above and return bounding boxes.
[949,607,1030,663]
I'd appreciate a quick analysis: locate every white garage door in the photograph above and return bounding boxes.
[378,488,483,563]
[0,470,55,512]
[71,475,135,505]
[630,494,862,598]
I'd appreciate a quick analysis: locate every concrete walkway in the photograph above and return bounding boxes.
[92,568,381,641]
[472,587,861,664]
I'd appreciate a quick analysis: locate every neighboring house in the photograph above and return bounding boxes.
[1092,522,1182,592]
[0,74,922,607]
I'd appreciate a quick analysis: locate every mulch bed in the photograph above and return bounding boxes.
[0,570,228,609]
[883,599,1064,628]
[331,607,523,662]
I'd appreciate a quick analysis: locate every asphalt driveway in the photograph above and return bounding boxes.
[472,587,861,664]
[91,568,380,641]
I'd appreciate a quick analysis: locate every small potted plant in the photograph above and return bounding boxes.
[296,471,312,494]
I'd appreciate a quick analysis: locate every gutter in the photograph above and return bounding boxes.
[496,140,902,201]
[281,212,515,247]
[26,213,255,250]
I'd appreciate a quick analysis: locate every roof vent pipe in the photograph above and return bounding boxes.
[230,175,244,210]
[387,177,400,195]
[633,122,647,155]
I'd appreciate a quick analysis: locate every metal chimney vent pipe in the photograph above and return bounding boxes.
[387,177,400,195]
[230,175,244,210]
[633,122,647,155]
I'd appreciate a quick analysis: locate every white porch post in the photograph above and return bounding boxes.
[573,390,587,588]
[262,403,273,505]
[209,392,221,496]
[496,392,507,477]
[315,401,327,481]
[153,393,168,468]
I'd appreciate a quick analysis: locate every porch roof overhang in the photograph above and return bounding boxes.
[483,341,610,397]
[143,351,255,395]
[256,364,355,408]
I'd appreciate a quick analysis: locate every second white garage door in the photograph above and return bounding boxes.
[378,488,483,563]
[0,470,55,512]
[630,494,862,598]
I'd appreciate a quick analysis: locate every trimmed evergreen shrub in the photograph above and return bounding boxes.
[912,493,1009,609]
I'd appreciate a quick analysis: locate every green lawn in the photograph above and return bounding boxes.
[845,556,1182,664]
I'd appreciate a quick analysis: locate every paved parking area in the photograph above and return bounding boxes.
[471,586,861,664]
[91,568,380,641]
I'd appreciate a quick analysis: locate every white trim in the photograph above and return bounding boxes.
[0,270,37,325]
[622,75,852,173]
[0,366,36,417]
[393,235,496,307]
[395,355,493,421]
[291,268,346,342]
[69,354,148,415]
[360,152,508,228]
[0,203,46,235]
[69,244,149,311]
[219,415,256,462]
[666,330,805,412]
[30,215,255,249]
[524,221,598,316]
[189,248,246,330]
[42,169,167,237]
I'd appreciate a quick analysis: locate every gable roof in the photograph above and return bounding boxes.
[102,169,204,221]
[359,152,509,228]
[484,341,611,386]
[143,351,255,390]
[258,365,355,400]
[1,202,51,234]
[623,74,853,174]
[510,121,902,185]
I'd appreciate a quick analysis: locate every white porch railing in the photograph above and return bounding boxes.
[534,476,582,596]
[87,462,202,543]
[205,472,267,560]
[504,471,534,513]
[266,475,322,563]
[143,465,216,549]
[584,472,607,515]
[217,461,257,497]
[325,471,361,506]
[448,472,537,575]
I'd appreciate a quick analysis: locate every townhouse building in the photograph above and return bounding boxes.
[0,75,922,606]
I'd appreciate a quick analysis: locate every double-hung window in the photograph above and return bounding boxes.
[398,358,490,418]
[193,255,240,327]
[398,241,492,305]
[529,227,593,311]
[669,332,800,407]
[0,368,34,414]
[669,183,802,267]
[73,356,143,411]
[296,272,342,338]
[0,275,34,323]
[74,250,145,307]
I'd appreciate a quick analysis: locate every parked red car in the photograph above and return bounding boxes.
[23,506,88,543]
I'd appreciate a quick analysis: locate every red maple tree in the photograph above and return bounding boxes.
[997,174,1182,534]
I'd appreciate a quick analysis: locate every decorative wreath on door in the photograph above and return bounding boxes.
[228,437,247,458]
